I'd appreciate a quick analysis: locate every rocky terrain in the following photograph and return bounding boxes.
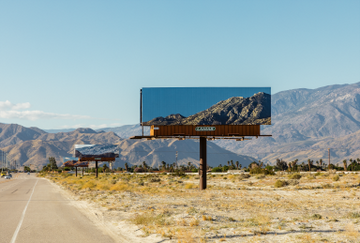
[144,92,271,125]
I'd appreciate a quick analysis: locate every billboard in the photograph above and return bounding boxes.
[74,144,119,158]
[142,87,271,126]
[63,156,78,163]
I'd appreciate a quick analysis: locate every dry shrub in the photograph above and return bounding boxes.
[149,178,161,183]
[132,213,156,225]
[239,174,251,180]
[347,212,360,218]
[307,174,316,180]
[249,213,271,233]
[322,183,333,189]
[185,183,196,189]
[189,218,199,227]
[131,212,168,226]
[274,180,288,188]
[187,207,198,215]
[288,173,302,180]
[177,218,187,226]
[202,215,212,221]
[311,214,322,219]
[255,213,271,225]
[288,179,299,186]
[332,175,340,181]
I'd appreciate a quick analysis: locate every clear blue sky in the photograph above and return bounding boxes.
[0,0,359,129]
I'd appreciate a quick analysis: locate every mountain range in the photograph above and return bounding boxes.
[144,92,271,125]
[0,124,254,169]
[213,82,360,165]
[2,82,360,168]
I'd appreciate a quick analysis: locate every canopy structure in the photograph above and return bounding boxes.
[74,161,89,167]
[62,160,77,167]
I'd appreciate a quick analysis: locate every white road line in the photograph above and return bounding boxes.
[10,179,38,243]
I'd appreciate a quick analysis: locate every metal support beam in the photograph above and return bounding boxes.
[95,161,98,178]
[199,137,207,190]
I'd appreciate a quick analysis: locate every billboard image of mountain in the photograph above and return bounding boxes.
[142,87,271,126]
[74,144,120,158]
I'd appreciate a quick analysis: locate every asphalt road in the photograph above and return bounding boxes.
[0,173,115,243]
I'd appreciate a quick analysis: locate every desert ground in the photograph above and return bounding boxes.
[40,171,360,243]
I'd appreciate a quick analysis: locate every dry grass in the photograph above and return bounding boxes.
[41,171,360,242]
[344,223,360,240]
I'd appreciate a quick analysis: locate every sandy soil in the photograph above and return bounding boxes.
[43,172,360,243]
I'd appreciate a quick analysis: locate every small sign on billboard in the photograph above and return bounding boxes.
[195,127,216,132]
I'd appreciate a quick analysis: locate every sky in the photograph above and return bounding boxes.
[0,0,359,130]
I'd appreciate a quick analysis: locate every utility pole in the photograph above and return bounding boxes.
[175,151,178,168]
[328,148,330,170]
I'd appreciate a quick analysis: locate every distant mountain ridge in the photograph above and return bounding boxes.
[0,123,46,147]
[0,124,254,169]
[45,128,77,133]
[213,82,360,164]
[0,127,122,168]
[144,92,271,125]
[3,82,360,168]
[98,124,150,138]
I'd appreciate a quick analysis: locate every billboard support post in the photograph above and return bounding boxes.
[75,167,77,177]
[95,161,98,178]
[199,137,207,190]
